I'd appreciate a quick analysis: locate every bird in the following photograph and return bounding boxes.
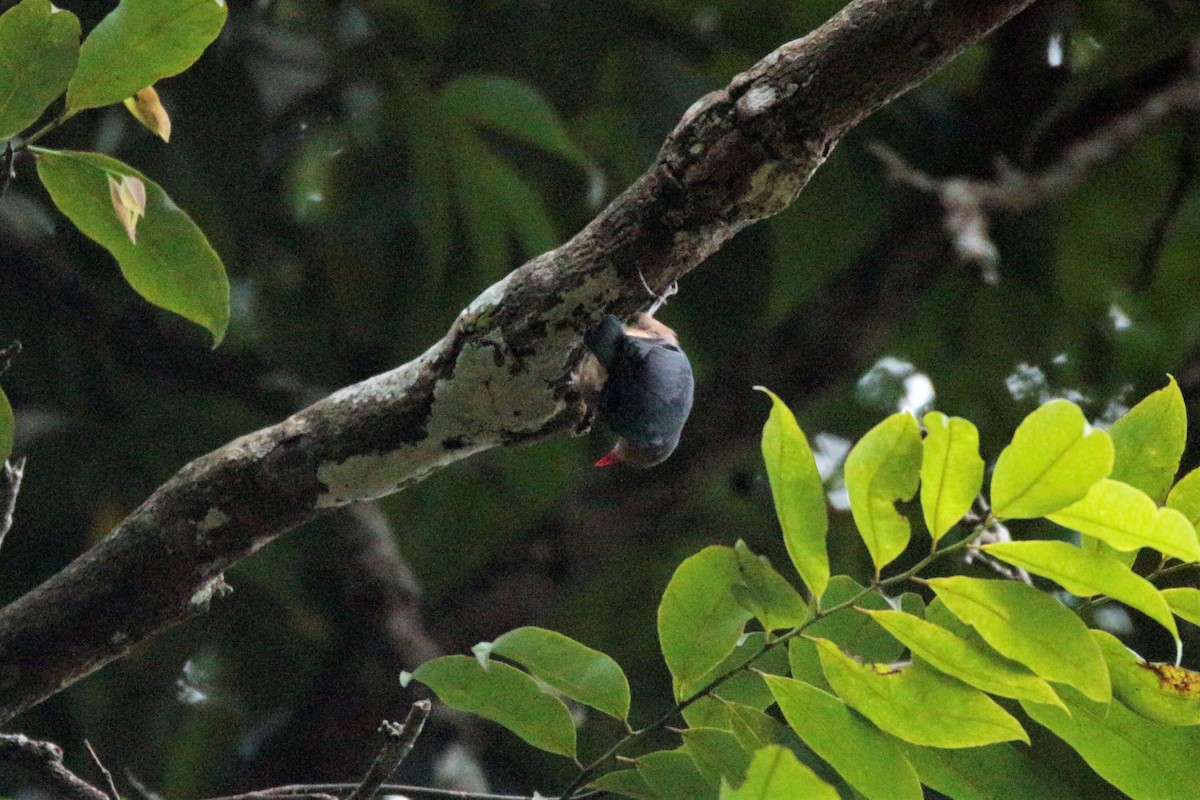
[582,312,695,468]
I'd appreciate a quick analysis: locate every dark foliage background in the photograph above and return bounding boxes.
[2,0,1199,796]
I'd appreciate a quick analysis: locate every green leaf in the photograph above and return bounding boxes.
[0,0,80,141]
[636,749,714,800]
[719,744,839,800]
[898,591,925,618]
[919,411,984,541]
[732,539,809,632]
[724,702,792,752]
[863,609,1064,708]
[682,728,751,787]
[901,742,1083,800]
[588,769,659,800]
[1022,687,1200,800]
[687,632,789,710]
[787,637,825,690]
[681,695,733,730]
[815,638,1028,747]
[1092,630,1200,726]
[33,148,229,345]
[1167,466,1200,529]
[403,92,453,278]
[407,655,576,757]
[983,540,1179,642]
[1109,376,1187,503]
[480,626,630,720]
[806,577,904,663]
[1047,479,1200,562]
[446,123,558,270]
[0,387,11,463]
[66,0,227,113]
[990,399,1114,519]
[439,74,591,169]
[1162,587,1200,627]
[927,576,1110,701]
[844,412,923,572]
[764,675,922,800]
[754,387,829,598]
[658,546,753,700]
[447,125,509,274]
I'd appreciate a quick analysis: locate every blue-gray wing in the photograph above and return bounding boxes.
[599,335,695,454]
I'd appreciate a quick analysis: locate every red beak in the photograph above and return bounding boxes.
[594,450,621,467]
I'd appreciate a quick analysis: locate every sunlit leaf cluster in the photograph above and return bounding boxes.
[411,378,1200,799]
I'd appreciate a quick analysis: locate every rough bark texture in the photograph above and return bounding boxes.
[0,0,1035,723]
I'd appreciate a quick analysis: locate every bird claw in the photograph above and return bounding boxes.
[638,270,679,317]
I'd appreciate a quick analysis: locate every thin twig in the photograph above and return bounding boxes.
[0,733,110,800]
[83,740,121,800]
[1,140,14,198]
[347,700,432,800]
[964,521,1033,584]
[124,770,166,800]
[0,456,26,552]
[0,340,21,377]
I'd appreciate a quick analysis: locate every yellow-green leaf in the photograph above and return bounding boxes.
[1162,587,1200,628]
[587,769,658,800]
[732,539,809,632]
[927,576,1110,701]
[682,728,751,787]
[1048,479,1200,563]
[903,742,1083,800]
[990,399,1113,519]
[844,412,922,572]
[755,387,829,598]
[658,546,753,700]
[719,744,839,800]
[815,638,1028,747]
[807,577,903,662]
[482,626,630,720]
[685,632,789,712]
[1021,687,1200,800]
[405,655,575,757]
[863,609,1064,708]
[33,148,229,345]
[1092,630,1200,726]
[636,749,712,800]
[983,540,1179,642]
[764,675,922,800]
[1109,376,1186,503]
[0,0,80,141]
[66,0,227,113]
[920,411,984,541]
[1167,467,1200,529]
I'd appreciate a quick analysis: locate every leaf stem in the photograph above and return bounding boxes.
[19,110,72,150]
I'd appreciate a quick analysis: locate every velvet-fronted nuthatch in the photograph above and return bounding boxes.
[581,312,694,467]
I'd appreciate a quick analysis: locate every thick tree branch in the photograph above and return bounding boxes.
[0,734,110,800]
[0,0,1034,723]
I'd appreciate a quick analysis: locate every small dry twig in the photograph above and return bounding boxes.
[347,700,433,800]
